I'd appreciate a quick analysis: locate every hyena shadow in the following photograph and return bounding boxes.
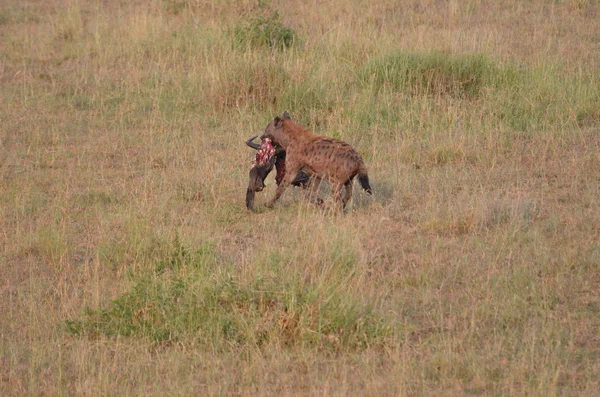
[350,179,394,209]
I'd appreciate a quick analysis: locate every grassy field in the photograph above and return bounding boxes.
[1,0,599,395]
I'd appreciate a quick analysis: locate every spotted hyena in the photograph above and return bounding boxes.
[261,113,372,209]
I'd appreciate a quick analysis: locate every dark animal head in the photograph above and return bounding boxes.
[246,161,274,211]
[245,136,276,211]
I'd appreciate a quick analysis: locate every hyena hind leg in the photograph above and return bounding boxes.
[305,176,323,205]
[342,179,353,209]
[331,183,345,209]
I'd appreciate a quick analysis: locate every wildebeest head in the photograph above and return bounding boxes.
[245,136,276,211]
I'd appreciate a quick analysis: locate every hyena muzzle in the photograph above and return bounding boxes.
[260,113,372,209]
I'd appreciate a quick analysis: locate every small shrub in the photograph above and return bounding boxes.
[232,6,298,50]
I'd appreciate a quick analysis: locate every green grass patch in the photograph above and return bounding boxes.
[67,237,394,351]
[357,51,600,133]
[360,51,516,98]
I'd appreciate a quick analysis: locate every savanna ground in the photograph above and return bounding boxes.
[1,0,599,395]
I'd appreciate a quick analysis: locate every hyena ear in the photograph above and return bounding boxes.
[274,116,283,127]
[282,111,291,120]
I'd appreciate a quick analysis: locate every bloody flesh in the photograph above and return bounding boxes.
[252,138,276,168]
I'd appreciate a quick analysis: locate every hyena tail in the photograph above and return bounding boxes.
[357,163,373,195]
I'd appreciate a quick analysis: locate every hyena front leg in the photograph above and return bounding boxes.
[265,180,290,208]
[265,161,300,208]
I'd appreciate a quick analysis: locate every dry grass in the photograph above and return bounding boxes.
[1,0,599,395]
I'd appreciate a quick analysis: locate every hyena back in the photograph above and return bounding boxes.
[261,115,372,209]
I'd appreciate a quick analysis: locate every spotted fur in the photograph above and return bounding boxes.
[261,115,372,209]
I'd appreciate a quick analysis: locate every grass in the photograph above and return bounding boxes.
[1,0,599,395]
[359,51,516,98]
[67,235,394,350]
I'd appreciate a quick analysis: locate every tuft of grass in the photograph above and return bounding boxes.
[30,225,70,270]
[429,145,466,166]
[232,5,298,50]
[360,51,516,98]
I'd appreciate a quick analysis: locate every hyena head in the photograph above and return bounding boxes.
[261,112,291,148]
